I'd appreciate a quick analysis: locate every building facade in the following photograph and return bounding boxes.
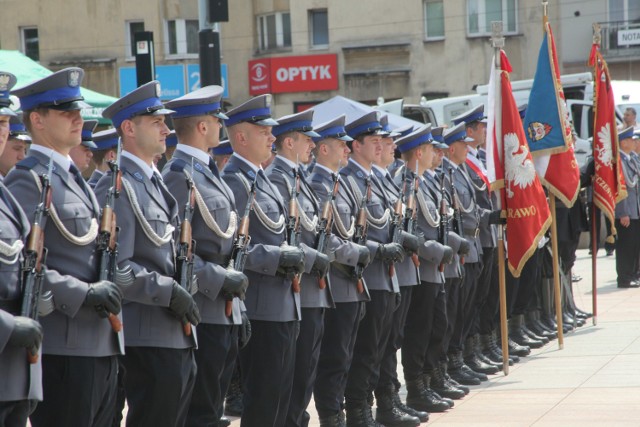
[0,0,637,118]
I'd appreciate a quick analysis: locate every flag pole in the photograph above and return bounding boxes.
[550,194,565,349]
[491,21,509,376]
[591,22,602,327]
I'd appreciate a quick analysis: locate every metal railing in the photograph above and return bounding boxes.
[598,20,640,58]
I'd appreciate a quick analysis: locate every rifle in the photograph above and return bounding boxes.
[174,165,198,336]
[20,161,53,364]
[225,178,257,317]
[352,175,372,294]
[403,162,420,268]
[285,164,302,293]
[314,171,339,289]
[448,167,465,265]
[438,171,449,272]
[388,167,407,278]
[96,138,129,332]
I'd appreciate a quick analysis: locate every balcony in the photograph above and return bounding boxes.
[598,20,640,60]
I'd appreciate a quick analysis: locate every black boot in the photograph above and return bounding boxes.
[319,411,347,427]
[345,401,383,427]
[423,374,454,408]
[374,388,420,427]
[224,371,243,417]
[405,377,450,413]
[509,314,544,349]
[391,389,429,422]
[481,332,516,365]
[526,311,557,340]
[508,337,531,357]
[218,416,231,427]
[430,366,465,400]
[447,351,481,385]
[464,335,499,375]
[457,350,488,381]
[441,361,469,395]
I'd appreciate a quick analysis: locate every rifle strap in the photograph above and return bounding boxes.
[417,190,441,228]
[0,239,23,264]
[282,177,318,232]
[192,185,237,239]
[237,173,285,234]
[346,176,390,229]
[331,202,355,239]
[121,177,175,246]
[30,171,98,246]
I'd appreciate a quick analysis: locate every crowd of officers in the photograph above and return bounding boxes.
[0,67,594,427]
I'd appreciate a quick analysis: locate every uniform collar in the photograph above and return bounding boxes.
[231,152,261,174]
[349,158,371,175]
[275,154,297,170]
[29,144,72,170]
[313,162,335,175]
[176,143,212,166]
[122,150,155,179]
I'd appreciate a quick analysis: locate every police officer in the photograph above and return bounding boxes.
[87,128,119,190]
[451,106,500,375]
[69,119,98,174]
[97,81,200,427]
[162,85,248,427]
[309,115,371,427]
[341,111,408,426]
[7,68,123,427]
[0,113,30,178]
[615,126,640,288]
[0,71,43,427]
[221,94,305,427]
[266,109,333,427]
[212,139,233,171]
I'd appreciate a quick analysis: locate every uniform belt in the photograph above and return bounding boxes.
[0,299,20,315]
[464,227,480,238]
[207,254,231,267]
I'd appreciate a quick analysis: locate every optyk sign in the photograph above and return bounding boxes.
[248,54,338,95]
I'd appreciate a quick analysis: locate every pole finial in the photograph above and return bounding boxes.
[542,0,548,18]
[592,22,602,45]
[491,21,505,49]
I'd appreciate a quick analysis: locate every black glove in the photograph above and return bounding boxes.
[442,245,454,265]
[459,239,471,256]
[356,245,371,267]
[279,246,305,268]
[377,243,405,263]
[84,280,123,315]
[8,316,43,353]
[169,282,201,326]
[221,270,249,299]
[488,210,506,225]
[311,251,331,277]
[400,231,420,253]
[239,311,252,349]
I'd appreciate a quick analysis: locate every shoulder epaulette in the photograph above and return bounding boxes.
[15,157,39,170]
[169,158,187,173]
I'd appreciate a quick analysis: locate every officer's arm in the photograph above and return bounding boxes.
[6,168,90,318]
[418,239,447,264]
[0,309,14,352]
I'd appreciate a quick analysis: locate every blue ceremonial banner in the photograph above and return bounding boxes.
[523,22,572,155]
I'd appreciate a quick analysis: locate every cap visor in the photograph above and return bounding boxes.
[302,130,321,138]
[151,107,177,116]
[436,142,448,150]
[388,131,401,138]
[338,135,354,142]
[464,136,474,143]
[50,100,92,111]
[214,111,229,120]
[254,117,280,126]
[81,140,98,149]
[0,107,17,117]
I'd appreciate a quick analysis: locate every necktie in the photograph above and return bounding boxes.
[150,172,163,194]
[208,159,220,179]
[69,164,91,199]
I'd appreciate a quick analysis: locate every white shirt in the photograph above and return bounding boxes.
[29,144,72,171]
[176,143,212,166]
[231,152,261,173]
[122,150,155,179]
[275,155,297,170]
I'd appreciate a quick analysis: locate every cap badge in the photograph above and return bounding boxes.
[264,94,272,108]
[155,83,162,98]
[0,74,10,91]
[68,70,80,87]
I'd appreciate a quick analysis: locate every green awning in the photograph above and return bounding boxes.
[0,50,116,125]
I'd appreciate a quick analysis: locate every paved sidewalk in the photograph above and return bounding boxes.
[224,248,640,426]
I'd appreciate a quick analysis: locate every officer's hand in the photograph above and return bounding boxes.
[84,280,123,315]
[239,312,252,349]
[488,210,506,225]
[621,216,631,228]
[377,243,405,263]
[442,245,454,265]
[400,231,420,253]
[170,282,201,326]
[279,246,305,268]
[459,239,471,256]
[222,270,249,299]
[8,316,43,352]
[311,251,331,278]
[356,245,371,267]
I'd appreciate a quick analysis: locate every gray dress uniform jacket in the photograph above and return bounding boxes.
[463,157,497,248]
[222,155,301,322]
[0,181,42,402]
[309,165,370,303]
[267,156,334,309]
[87,169,104,190]
[162,149,242,325]
[94,155,196,349]
[5,150,123,356]
[616,153,640,219]
[340,160,398,293]
[428,169,466,279]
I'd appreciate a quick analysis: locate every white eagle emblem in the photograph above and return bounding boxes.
[596,123,613,168]
[504,133,536,198]
[68,70,80,87]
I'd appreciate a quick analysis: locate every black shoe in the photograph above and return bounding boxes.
[522,325,550,344]
[218,416,231,427]
[346,402,384,427]
[618,281,640,288]
[375,391,421,427]
[606,249,614,256]
[319,412,347,427]
[391,392,429,423]
[430,368,465,400]
[508,338,531,357]
[575,308,593,319]
[405,377,451,413]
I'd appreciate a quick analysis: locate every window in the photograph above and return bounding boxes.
[166,19,199,57]
[126,21,145,59]
[467,0,517,37]
[309,9,329,47]
[424,0,445,40]
[257,12,291,51]
[21,27,39,61]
